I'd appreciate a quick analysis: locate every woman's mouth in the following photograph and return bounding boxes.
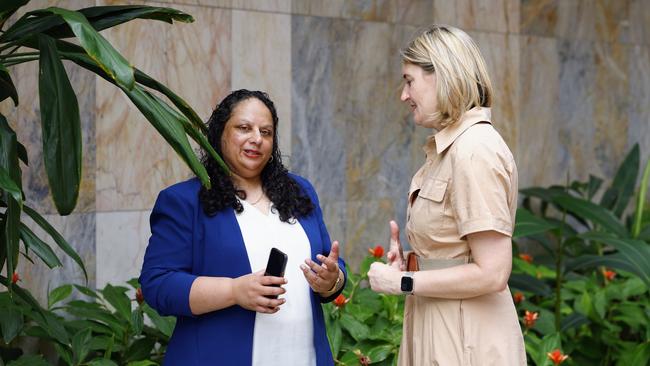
[243,149,262,158]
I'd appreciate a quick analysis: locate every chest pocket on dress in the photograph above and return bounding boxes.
[409,178,449,238]
[419,178,448,203]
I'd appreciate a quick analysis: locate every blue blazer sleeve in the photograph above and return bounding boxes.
[294,175,347,303]
[139,186,198,317]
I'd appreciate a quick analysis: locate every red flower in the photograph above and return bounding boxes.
[519,253,533,263]
[603,269,616,281]
[333,294,349,308]
[513,292,525,304]
[547,349,569,365]
[523,310,539,329]
[368,245,384,258]
[11,272,20,284]
[136,288,144,305]
[354,349,371,366]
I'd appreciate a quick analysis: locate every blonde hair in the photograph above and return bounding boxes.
[400,25,493,127]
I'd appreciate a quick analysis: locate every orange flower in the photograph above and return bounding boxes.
[523,310,539,329]
[603,269,616,281]
[333,294,349,308]
[519,253,533,263]
[136,288,144,305]
[368,245,384,258]
[11,272,19,284]
[547,349,569,365]
[513,292,525,304]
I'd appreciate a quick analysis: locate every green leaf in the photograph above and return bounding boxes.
[0,0,29,28]
[142,304,175,338]
[6,355,50,366]
[508,273,552,296]
[0,305,23,343]
[121,85,211,187]
[552,193,627,237]
[55,42,228,179]
[0,63,19,106]
[74,284,100,299]
[534,332,562,366]
[87,359,118,366]
[0,115,22,287]
[0,275,44,311]
[38,33,82,215]
[616,342,650,366]
[54,343,73,366]
[560,312,589,332]
[101,284,132,321]
[366,344,393,363]
[124,337,155,363]
[71,327,92,365]
[126,361,157,366]
[23,204,88,281]
[0,165,22,206]
[578,232,650,287]
[340,313,370,342]
[131,308,144,335]
[633,156,650,238]
[513,208,558,238]
[48,284,73,309]
[600,144,639,217]
[19,222,62,269]
[49,6,194,39]
[328,321,342,357]
[45,7,134,90]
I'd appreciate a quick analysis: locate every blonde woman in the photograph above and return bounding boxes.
[368,25,526,365]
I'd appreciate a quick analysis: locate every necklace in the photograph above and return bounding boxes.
[248,190,265,205]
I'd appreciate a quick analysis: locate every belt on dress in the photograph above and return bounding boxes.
[406,252,471,271]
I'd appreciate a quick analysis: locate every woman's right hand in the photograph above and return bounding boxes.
[232,270,287,313]
[386,220,405,271]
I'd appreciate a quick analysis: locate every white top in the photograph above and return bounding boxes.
[235,200,316,366]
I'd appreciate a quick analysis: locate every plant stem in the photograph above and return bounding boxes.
[2,57,38,67]
[632,158,650,238]
[0,52,40,59]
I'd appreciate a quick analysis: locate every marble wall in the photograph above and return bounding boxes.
[2,0,650,299]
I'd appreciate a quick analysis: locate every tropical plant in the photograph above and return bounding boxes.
[0,0,226,308]
[510,144,650,365]
[324,246,404,366]
[0,278,174,365]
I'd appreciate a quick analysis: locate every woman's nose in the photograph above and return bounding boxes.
[400,87,409,102]
[249,129,262,144]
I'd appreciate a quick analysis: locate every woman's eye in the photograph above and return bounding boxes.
[261,130,273,137]
[237,125,250,131]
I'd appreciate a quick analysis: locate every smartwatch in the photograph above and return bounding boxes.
[401,272,414,294]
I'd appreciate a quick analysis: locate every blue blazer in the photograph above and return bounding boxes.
[139,174,346,366]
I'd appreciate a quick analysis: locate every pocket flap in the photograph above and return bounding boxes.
[419,178,448,202]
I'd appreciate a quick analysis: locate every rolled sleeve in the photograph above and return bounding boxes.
[139,188,198,317]
[450,144,515,239]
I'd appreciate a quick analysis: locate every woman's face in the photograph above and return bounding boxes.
[400,63,439,129]
[220,98,275,183]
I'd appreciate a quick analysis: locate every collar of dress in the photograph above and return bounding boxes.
[423,107,493,157]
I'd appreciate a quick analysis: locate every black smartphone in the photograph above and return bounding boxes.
[264,247,288,299]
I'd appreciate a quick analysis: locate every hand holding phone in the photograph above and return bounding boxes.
[264,248,288,299]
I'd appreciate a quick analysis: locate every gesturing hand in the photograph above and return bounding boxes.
[301,241,341,293]
[232,270,286,313]
[386,220,405,270]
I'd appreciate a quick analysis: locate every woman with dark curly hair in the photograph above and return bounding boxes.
[139,89,346,366]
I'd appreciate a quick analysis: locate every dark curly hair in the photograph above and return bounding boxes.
[199,89,314,222]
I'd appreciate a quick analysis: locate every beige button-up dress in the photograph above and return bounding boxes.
[399,107,526,366]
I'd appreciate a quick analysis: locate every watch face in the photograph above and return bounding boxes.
[401,276,413,292]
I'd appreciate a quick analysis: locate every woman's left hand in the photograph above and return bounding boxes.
[368,262,402,295]
[301,241,341,293]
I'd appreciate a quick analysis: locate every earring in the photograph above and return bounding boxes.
[269,155,274,162]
